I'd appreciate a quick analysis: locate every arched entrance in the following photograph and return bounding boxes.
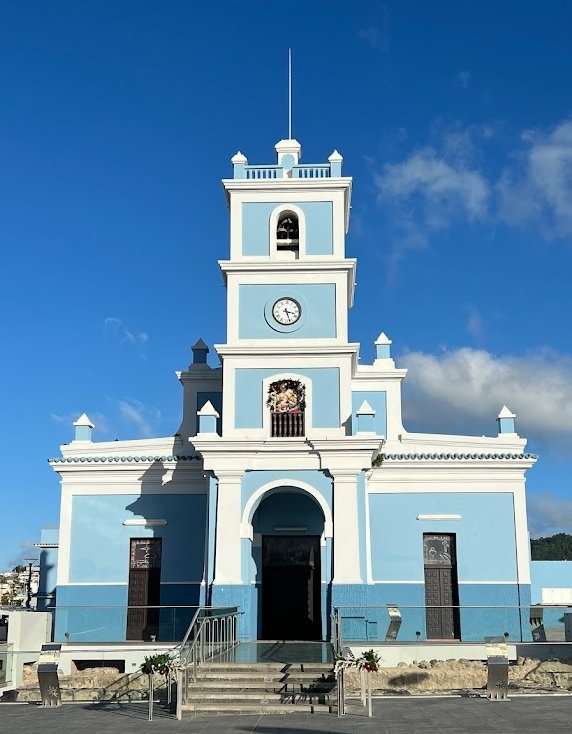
[251,488,326,641]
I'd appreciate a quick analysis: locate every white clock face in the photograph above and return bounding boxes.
[272,298,301,325]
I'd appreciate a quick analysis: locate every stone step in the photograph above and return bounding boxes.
[201,662,333,672]
[194,670,335,682]
[185,691,333,702]
[181,701,336,715]
[188,680,335,691]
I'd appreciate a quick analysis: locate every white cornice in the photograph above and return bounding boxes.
[219,259,356,273]
[352,367,408,382]
[218,259,357,306]
[391,431,529,452]
[192,434,382,473]
[215,343,360,358]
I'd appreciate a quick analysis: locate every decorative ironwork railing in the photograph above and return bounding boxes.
[271,411,305,437]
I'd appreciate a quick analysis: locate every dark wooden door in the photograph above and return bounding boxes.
[423,534,460,640]
[261,536,321,640]
[126,538,162,640]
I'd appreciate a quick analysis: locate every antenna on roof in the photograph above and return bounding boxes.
[288,48,292,139]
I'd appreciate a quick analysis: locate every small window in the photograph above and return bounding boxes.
[275,211,299,257]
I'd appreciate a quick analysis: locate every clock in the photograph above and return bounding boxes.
[272,298,301,325]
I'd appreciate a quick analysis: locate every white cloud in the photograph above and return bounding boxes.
[118,399,161,438]
[376,147,490,229]
[104,317,148,349]
[528,494,572,537]
[498,120,572,238]
[400,347,572,447]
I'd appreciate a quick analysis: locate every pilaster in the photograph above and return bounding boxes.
[331,471,363,584]
[212,470,244,584]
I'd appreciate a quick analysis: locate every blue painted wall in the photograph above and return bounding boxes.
[351,391,387,436]
[332,582,526,642]
[69,493,207,584]
[241,469,332,507]
[531,560,572,603]
[242,201,333,256]
[234,368,340,429]
[369,492,518,582]
[238,283,336,339]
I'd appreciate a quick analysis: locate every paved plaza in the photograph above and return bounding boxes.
[0,696,571,734]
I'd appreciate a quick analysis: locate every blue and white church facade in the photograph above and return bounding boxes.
[50,138,536,644]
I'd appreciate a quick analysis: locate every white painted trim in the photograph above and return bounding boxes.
[364,579,518,588]
[56,485,73,585]
[55,484,207,496]
[122,519,167,527]
[417,514,462,521]
[240,479,333,539]
[365,488,373,584]
[513,486,531,584]
[368,484,527,493]
[457,580,519,585]
[60,582,127,586]
[369,580,425,584]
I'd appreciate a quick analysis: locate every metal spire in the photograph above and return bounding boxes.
[288,48,292,139]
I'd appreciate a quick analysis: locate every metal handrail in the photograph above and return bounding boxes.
[176,606,239,719]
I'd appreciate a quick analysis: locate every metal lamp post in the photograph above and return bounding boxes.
[24,558,38,609]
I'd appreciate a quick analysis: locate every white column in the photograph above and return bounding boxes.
[332,472,362,584]
[213,471,243,584]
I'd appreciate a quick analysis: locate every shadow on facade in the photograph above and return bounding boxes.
[123,457,204,642]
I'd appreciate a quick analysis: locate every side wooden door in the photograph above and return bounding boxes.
[423,534,460,640]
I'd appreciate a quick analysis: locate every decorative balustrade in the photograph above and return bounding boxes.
[271,411,305,438]
[241,164,332,180]
[245,166,282,179]
[293,165,331,178]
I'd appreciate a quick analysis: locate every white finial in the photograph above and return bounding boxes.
[288,48,292,140]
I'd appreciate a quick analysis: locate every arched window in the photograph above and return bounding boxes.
[275,211,299,257]
[266,379,305,437]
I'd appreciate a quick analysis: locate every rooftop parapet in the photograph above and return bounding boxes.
[231,140,343,180]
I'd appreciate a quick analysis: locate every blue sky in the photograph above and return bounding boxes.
[2,1,572,569]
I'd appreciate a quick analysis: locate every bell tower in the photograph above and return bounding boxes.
[217,138,357,439]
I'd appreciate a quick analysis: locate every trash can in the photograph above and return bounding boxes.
[529,605,546,641]
[385,605,402,641]
[37,643,62,706]
[564,613,572,642]
[486,654,509,701]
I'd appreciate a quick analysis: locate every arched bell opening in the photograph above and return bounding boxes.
[275,210,299,259]
[251,488,326,641]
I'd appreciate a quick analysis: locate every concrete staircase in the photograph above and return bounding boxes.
[180,661,337,715]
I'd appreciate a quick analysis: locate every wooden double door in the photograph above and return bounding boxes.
[424,534,461,640]
[261,535,322,641]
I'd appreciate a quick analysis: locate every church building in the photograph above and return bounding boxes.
[49,138,536,644]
